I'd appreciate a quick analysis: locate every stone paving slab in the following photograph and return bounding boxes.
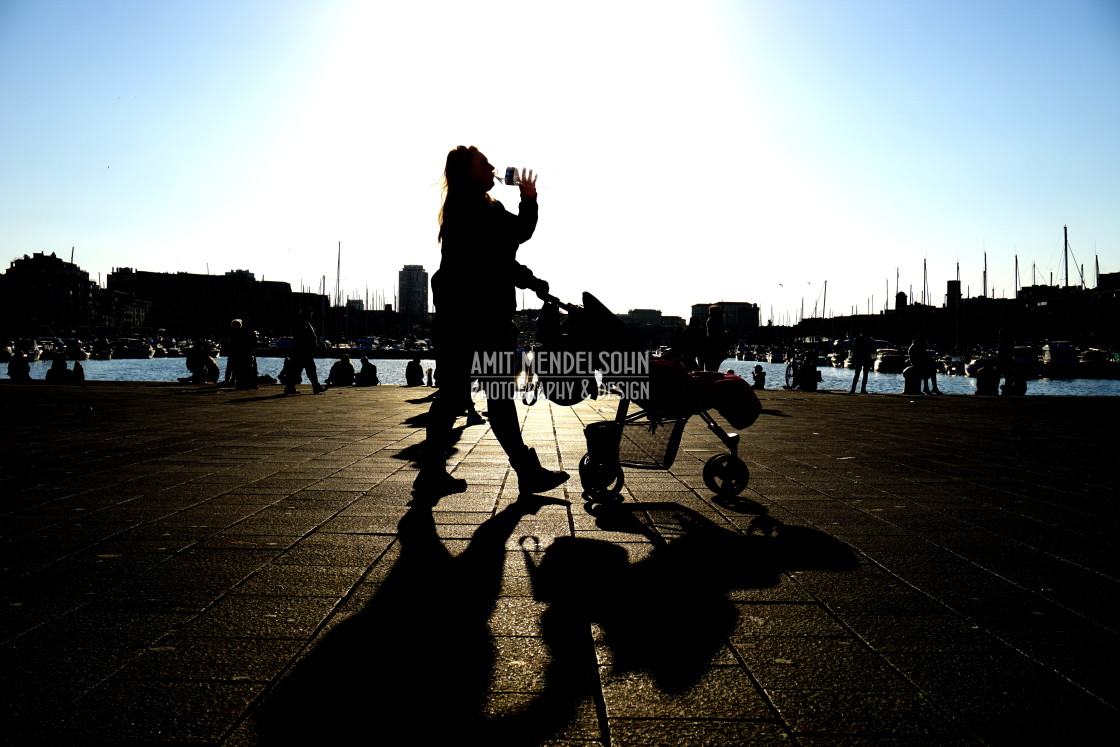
[1,380,1117,745]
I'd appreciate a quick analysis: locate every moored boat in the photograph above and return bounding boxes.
[873,348,905,374]
[113,339,155,359]
[1041,342,1078,378]
[939,353,966,375]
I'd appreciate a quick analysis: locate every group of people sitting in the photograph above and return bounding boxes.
[6,354,85,383]
[45,357,85,383]
[324,355,381,388]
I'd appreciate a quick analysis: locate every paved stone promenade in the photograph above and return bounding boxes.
[1,380,1117,745]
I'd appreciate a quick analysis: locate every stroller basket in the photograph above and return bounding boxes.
[585,413,687,470]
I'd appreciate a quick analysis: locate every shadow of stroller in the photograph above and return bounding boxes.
[254,495,567,745]
[484,502,858,743]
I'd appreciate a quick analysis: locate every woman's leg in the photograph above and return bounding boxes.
[481,377,568,494]
[484,393,526,456]
[414,351,472,496]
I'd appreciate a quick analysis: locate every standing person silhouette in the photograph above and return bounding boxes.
[850,332,874,394]
[414,145,569,498]
[703,305,728,372]
[285,318,323,395]
[908,337,940,395]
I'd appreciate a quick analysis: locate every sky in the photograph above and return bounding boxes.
[2,0,1118,324]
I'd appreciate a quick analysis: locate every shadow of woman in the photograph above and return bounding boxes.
[484,503,859,744]
[254,494,566,745]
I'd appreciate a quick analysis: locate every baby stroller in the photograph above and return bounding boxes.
[534,293,759,503]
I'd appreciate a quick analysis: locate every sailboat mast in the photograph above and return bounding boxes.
[923,258,928,305]
[1064,225,1069,288]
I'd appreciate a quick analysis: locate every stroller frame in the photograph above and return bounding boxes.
[529,292,752,501]
[579,396,750,502]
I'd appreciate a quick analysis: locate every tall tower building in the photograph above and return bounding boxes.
[398,264,429,333]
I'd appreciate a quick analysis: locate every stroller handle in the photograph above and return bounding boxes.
[536,291,579,312]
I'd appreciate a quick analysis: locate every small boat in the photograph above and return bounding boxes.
[38,339,67,362]
[1078,348,1113,378]
[1041,342,1078,378]
[873,348,905,374]
[827,340,852,367]
[1010,346,1041,379]
[113,339,155,359]
[939,354,966,375]
[91,340,114,360]
[63,339,91,360]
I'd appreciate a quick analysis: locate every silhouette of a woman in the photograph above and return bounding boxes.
[414,145,568,498]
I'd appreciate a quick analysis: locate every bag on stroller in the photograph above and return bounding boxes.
[533,292,643,406]
[686,371,762,429]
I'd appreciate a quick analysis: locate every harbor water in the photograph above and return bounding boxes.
[22,357,437,388]
[18,356,1120,396]
[723,359,1120,397]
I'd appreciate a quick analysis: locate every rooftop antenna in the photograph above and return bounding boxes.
[1015,255,1020,294]
[336,242,341,307]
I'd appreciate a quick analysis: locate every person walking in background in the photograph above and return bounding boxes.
[285,319,322,395]
[414,145,568,499]
[850,332,874,394]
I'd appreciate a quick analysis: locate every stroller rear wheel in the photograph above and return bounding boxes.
[703,453,750,496]
[578,454,624,500]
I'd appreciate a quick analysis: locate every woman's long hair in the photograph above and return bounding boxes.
[438,145,491,243]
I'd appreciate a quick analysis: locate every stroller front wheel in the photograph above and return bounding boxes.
[578,454,624,499]
[703,454,750,496]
